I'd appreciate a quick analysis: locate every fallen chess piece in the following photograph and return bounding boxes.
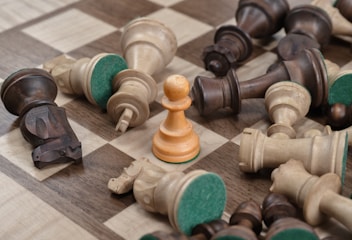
[265,81,311,139]
[0,68,82,168]
[270,159,352,232]
[202,0,289,76]
[212,200,262,240]
[140,219,228,239]
[43,53,127,109]
[152,75,200,163]
[335,0,352,22]
[262,193,319,240]
[108,158,226,235]
[192,48,328,116]
[312,0,352,38]
[276,4,332,60]
[239,127,348,181]
[107,17,177,133]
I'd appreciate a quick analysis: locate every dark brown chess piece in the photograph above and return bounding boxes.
[277,5,332,60]
[335,0,352,22]
[191,48,328,116]
[211,200,262,240]
[262,193,319,240]
[202,0,289,76]
[0,68,82,169]
[139,219,228,239]
[327,103,352,129]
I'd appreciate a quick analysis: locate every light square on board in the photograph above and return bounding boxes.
[109,110,228,173]
[0,172,97,240]
[145,8,213,46]
[22,9,117,53]
[0,119,107,181]
[0,0,79,33]
[104,203,173,240]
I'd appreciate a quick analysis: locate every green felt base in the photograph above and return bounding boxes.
[176,172,226,235]
[139,235,158,240]
[269,228,319,240]
[328,73,352,105]
[90,54,127,109]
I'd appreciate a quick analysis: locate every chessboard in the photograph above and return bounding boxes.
[0,0,352,239]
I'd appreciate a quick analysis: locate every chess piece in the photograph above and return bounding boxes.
[43,53,127,109]
[191,48,328,116]
[0,68,82,169]
[202,0,289,76]
[312,0,352,37]
[325,59,341,83]
[270,159,352,231]
[140,219,228,239]
[262,193,319,240]
[238,128,348,180]
[265,81,311,139]
[335,0,352,22]
[303,125,332,138]
[153,75,200,163]
[108,158,227,235]
[277,5,332,60]
[211,200,262,240]
[107,17,177,133]
[327,103,352,129]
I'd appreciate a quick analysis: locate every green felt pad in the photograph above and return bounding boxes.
[176,172,226,236]
[139,235,158,240]
[328,73,352,105]
[269,228,319,240]
[90,54,127,109]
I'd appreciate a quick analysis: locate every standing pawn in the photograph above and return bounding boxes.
[211,200,262,240]
[153,75,200,163]
[262,193,319,240]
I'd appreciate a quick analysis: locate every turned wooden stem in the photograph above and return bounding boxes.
[239,128,348,179]
[265,81,311,139]
[202,0,288,76]
[236,0,289,38]
[270,159,352,231]
[192,48,328,116]
[44,53,127,109]
[107,17,177,133]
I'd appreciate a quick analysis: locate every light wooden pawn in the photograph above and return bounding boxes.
[311,0,352,37]
[265,81,311,139]
[107,17,177,133]
[108,158,226,235]
[152,75,200,163]
[239,128,348,179]
[43,53,127,109]
[270,159,352,231]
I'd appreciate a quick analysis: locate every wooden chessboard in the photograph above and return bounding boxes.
[0,0,352,239]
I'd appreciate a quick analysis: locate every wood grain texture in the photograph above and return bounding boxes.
[0,0,351,239]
